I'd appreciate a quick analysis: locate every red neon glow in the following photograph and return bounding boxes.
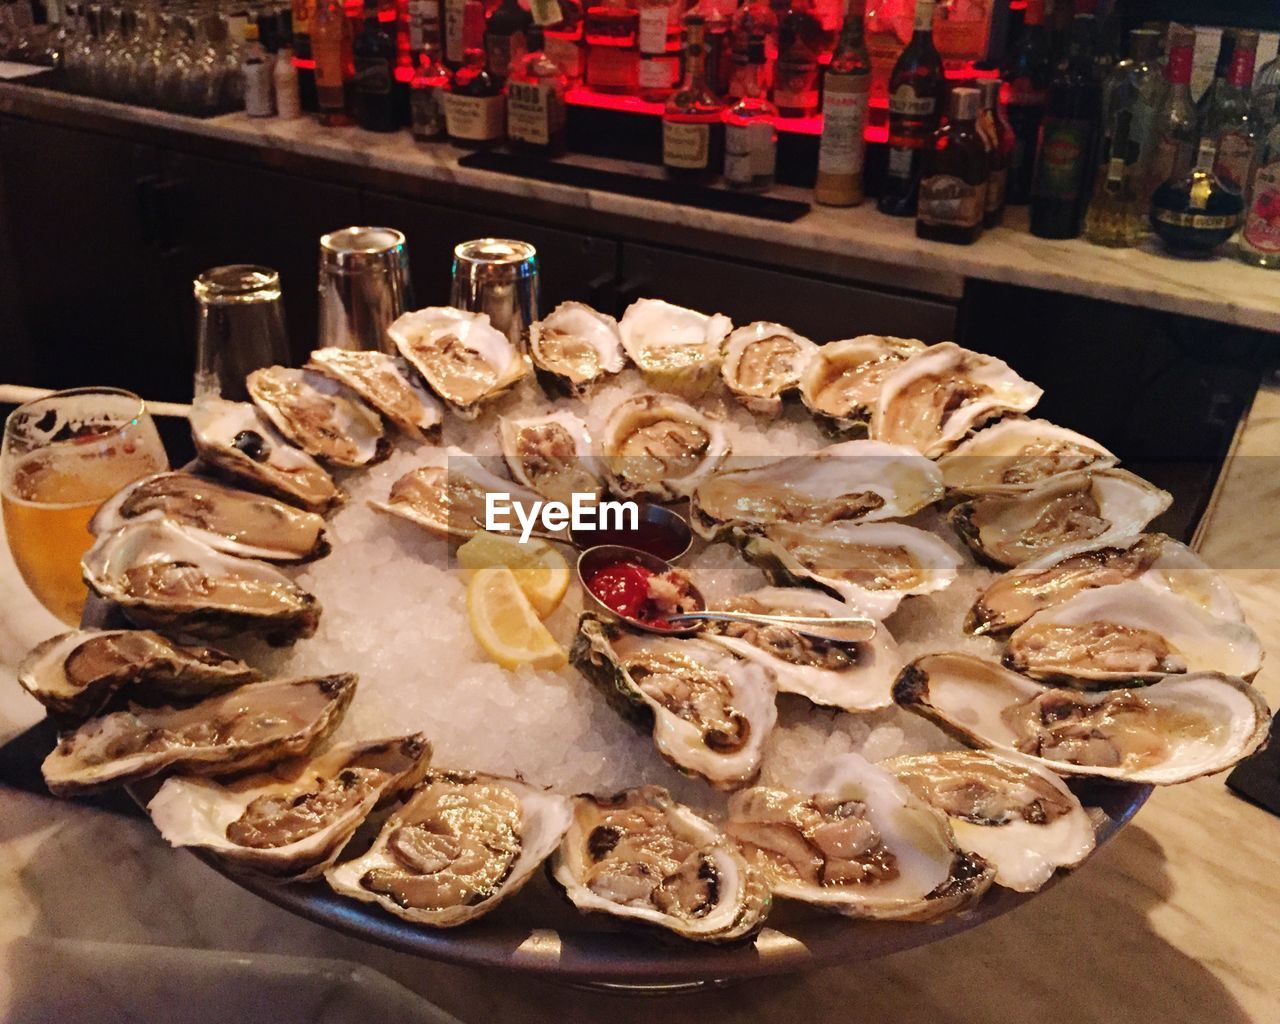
[292,56,317,70]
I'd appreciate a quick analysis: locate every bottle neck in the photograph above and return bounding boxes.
[682,25,708,88]
[1165,41,1193,87]
[1226,45,1257,89]
[1022,0,1043,28]
[911,0,934,36]
[835,11,864,53]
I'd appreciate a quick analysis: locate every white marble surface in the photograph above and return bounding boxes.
[3,84,1280,333]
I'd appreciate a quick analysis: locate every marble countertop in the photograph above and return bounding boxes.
[3,83,1280,333]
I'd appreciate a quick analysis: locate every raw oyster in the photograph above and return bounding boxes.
[885,750,1096,893]
[306,347,444,441]
[18,629,260,721]
[726,753,994,921]
[1004,580,1262,684]
[703,588,901,713]
[572,615,776,790]
[893,653,1270,785]
[82,520,321,645]
[149,734,432,881]
[190,398,341,514]
[691,439,944,540]
[326,770,573,926]
[948,469,1172,569]
[42,674,357,797]
[617,298,732,397]
[871,342,1043,457]
[719,321,818,416]
[499,411,602,504]
[90,471,330,563]
[247,366,388,468]
[389,306,529,419]
[736,520,962,620]
[798,335,926,435]
[600,393,730,501]
[550,785,771,942]
[937,418,1117,495]
[527,301,626,398]
[965,533,1244,636]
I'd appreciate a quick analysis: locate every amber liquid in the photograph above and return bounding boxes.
[2,444,166,624]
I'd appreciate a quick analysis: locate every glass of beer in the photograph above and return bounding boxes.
[2,388,168,625]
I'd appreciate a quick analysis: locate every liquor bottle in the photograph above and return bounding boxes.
[352,0,399,130]
[877,0,943,217]
[542,0,585,84]
[584,0,638,93]
[636,0,678,101]
[243,41,276,116]
[1029,13,1100,239]
[445,0,505,146]
[773,0,824,118]
[1083,28,1161,247]
[662,14,724,183]
[507,26,568,155]
[485,0,532,80]
[814,0,870,207]
[275,44,304,117]
[410,38,451,139]
[293,0,319,111]
[1239,96,1280,269]
[917,87,988,245]
[1205,30,1258,195]
[701,0,736,98]
[444,0,467,66]
[1251,51,1280,132]
[1195,29,1235,128]
[313,0,354,125]
[977,77,1012,227]
[729,0,777,99]
[1145,26,1197,205]
[724,36,777,191]
[1150,139,1245,256]
[1001,0,1052,205]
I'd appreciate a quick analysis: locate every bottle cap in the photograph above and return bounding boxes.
[1127,28,1161,60]
[950,86,980,121]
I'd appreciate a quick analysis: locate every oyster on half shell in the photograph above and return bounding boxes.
[527,301,626,398]
[306,348,444,441]
[247,366,388,468]
[719,322,818,417]
[499,411,602,504]
[798,335,926,435]
[617,298,732,397]
[937,418,1117,496]
[600,393,730,501]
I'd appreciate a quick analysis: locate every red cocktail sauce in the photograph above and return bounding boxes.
[583,559,677,630]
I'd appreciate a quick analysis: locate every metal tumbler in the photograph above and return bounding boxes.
[450,239,539,350]
[193,264,291,402]
[318,226,412,353]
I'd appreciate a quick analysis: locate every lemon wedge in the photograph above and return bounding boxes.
[456,531,570,618]
[467,565,568,671]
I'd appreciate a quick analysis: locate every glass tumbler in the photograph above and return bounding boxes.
[318,226,412,353]
[194,264,291,401]
[450,238,540,350]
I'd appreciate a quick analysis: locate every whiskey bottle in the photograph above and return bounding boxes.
[313,0,353,126]
[917,87,988,245]
[724,36,777,191]
[352,0,399,132]
[977,77,1012,226]
[662,14,724,183]
[877,0,943,217]
[445,0,505,147]
[814,0,869,207]
[1001,0,1051,205]
[507,25,569,156]
[1205,30,1259,195]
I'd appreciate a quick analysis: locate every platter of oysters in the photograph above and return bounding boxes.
[16,297,1270,985]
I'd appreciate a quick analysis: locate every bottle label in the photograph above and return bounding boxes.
[913,0,935,32]
[774,63,819,111]
[985,165,1008,213]
[446,92,505,140]
[1152,209,1243,231]
[412,86,445,137]
[887,145,916,179]
[1243,163,1280,254]
[817,80,869,176]
[918,174,984,227]
[353,56,393,95]
[663,120,711,170]
[637,6,668,54]
[1033,117,1089,199]
[293,0,313,36]
[508,80,565,145]
[725,122,776,184]
[244,62,275,117]
[637,54,679,89]
[889,83,935,119]
[545,36,583,78]
[444,0,467,63]
[1213,132,1255,194]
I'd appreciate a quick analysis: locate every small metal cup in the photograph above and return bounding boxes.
[193,264,291,402]
[450,238,539,350]
[318,226,412,353]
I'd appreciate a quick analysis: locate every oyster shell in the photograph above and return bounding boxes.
[1004,580,1262,684]
[389,306,529,419]
[247,366,388,468]
[527,301,626,398]
[18,629,260,721]
[617,298,732,397]
[571,615,776,790]
[691,439,944,540]
[893,653,1271,785]
[885,750,1096,893]
[326,770,574,926]
[82,520,321,645]
[90,471,330,563]
[937,418,1117,495]
[306,347,444,441]
[704,587,901,712]
[798,335,926,435]
[948,469,1172,569]
[726,753,994,921]
[42,674,357,797]
[498,411,602,504]
[148,734,432,881]
[871,342,1043,457]
[736,520,962,620]
[550,785,771,942]
[190,398,341,514]
[599,393,730,501]
[719,322,818,417]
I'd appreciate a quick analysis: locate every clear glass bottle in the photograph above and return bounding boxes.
[724,35,777,191]
[507,25,568,156]
[662,14,724,183]
[1240,95,1280,268]
[1145,24,1197,203]
[917,86,988,245]
[410,37,450,139]
[1251,50,1280,131]
[813,0,869,207]
[1195,29,1235,127]
[1205,29,1258,195]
